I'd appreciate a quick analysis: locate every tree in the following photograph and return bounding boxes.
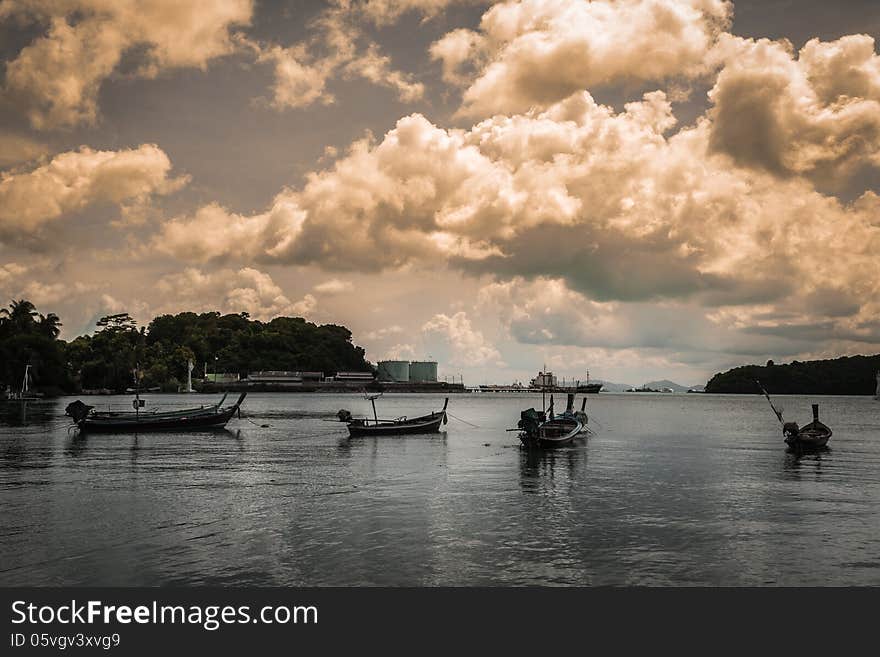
[96,313,137,332]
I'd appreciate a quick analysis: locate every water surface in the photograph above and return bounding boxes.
[1,392,879,586]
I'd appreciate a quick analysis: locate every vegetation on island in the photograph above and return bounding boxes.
[0,299,372,395]
[705,355,880,395]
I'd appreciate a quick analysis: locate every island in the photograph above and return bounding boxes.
[705,355,880,395]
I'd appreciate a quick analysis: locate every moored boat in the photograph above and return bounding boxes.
[338,394,448,437]
[757,380,831,450]
[65,392,247,433]
[783,404,832,450]
[517,394,585,448]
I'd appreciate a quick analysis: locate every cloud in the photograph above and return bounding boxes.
[422,311,502,366]
[431,0,732,117]
[314,278,354,294]
[242,1,425,110]
[364,325,405,341]
[0,133,48,167]
[1,0,253,129]
[707,34,880,182]
[0,144,187,241]
[150,86,880,327]
[155,267,316,321]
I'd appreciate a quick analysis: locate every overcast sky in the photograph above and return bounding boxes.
[2,0,880,386]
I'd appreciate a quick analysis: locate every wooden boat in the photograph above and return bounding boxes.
[757,380,831,450]
[517,394,584,448]
[783,404,832,449]
[65,392,247,433]
[339,395,448,437]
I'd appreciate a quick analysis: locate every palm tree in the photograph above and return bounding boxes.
[38,312,62,339]
[0,299,38,333]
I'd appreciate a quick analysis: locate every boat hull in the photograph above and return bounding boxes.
[347,412,446,437]
[519,417,583,448]
[71,393,246,434]
[785,420,831,449]
[79,408,237,433]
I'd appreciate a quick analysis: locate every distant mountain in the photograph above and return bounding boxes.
[643,380,691,392]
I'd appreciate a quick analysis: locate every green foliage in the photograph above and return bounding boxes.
[0,300,371,394]
[705,354,880,394]
[0,300,70,392]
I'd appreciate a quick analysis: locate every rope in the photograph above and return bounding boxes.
[445,411,480,428]
[241,415,271,428]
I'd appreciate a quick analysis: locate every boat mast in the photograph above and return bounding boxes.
[134,363,140,420]
[21,364,30,396]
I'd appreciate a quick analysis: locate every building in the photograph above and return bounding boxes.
[247,371,323,383]
[204,373,240,384]
[334,371,376,382]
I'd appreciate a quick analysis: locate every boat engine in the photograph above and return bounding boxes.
[65,400,94,424]
[337,409,353,423]
[782,421,799,439]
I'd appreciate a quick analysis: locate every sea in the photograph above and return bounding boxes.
[1,392,879,586]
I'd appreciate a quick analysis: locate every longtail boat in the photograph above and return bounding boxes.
[65,392,247,433]
[517,393,585,448]
[783,404,832,449]
[756,380,831,450]
[338,394,448,437]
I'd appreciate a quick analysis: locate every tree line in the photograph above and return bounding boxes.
[0,300,373,395]
[705,355,880,395]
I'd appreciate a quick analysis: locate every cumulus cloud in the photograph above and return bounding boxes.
[242,1,426,110]
[0,144,187,242]
[1,0,253,129]
[422,311,502,366]
[431,0,732,117]
[150,79,880,360]
[156,267,316,321]
[707,34,880,181]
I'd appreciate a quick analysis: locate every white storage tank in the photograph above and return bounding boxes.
[409,361,438,382]
[378,360,410,382]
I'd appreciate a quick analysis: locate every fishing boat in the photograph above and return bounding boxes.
[783,404,832,449]
[338,393,448,437]
[757,380,831,449]
[65,392,247,433]
[517,394,585,448]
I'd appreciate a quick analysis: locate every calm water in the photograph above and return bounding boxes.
[1,392,879,586]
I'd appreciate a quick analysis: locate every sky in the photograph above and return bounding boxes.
[1,0,880,387]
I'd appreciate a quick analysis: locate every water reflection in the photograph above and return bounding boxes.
[2,393,880,586]
[782,448,827,480]
[519,441,589,493]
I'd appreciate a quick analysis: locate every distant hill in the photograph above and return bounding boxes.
[643,380,691,392]
[706,354,880,394]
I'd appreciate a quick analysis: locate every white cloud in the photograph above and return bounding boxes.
[155,267,316,321]
[422,311,502,366]
[432,0,732,117]
[0,144,187,240]
[314,278,354,294]
[708,33,880,181]
[1,0,253,129]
